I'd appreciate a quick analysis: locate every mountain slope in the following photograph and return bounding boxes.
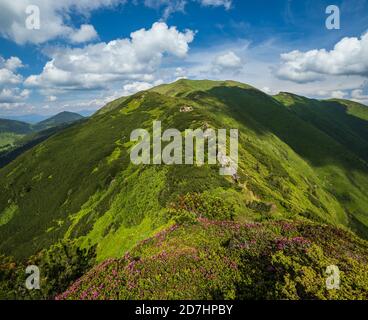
[32,111,84,131]
[58,219,368,300]
[274,93,368,163]
[0,112,85,167]
[0,119,33,134]
[0,119,33,153]
[0,79,367,263]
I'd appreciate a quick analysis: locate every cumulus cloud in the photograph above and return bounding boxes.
[25,22,194,92]
[0,56,24,86]
[0,0,231,44]
[69,24,99,43]
[212,51,243,73]
[0,88,30,103]
[330,90,347,99]
[122,80,164,95]
[0,68,23,86]
[351,88,368,104]
[276,32,368,83]
[0,55,29,108]
[0,0,120,44]
[143,0,231,19]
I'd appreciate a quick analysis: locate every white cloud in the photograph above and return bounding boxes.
[351,88,368,104]
[143,0,186,20]
[276,32,368,83]
[0,56,24,86]
[46,95,58,102]
[69,24,99,43]
[122,81,156,95]
[0,55,29,112]
[143,0,231,19]
[212,51,243,73]
[0,0,232,44]
[200,0,231,10]
[0,88,30,103]
[0,0,120,44]
[4,56,24,71]
[330,90,347,99]
[0,68,23,86]
[25,22,194,93]
[262,87,277,95]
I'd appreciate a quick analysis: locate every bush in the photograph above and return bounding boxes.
[0,240,96,300]
[168,192,235,223]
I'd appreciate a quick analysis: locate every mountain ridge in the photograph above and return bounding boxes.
[1,79,368,300]
[0,79,367,258]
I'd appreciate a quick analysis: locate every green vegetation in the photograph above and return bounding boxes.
[0,240,96,300]
[32,111,84,131]
[0,79,367,300]
[0,112,85,168]
[0,119,33,152]
[57,220,368,300]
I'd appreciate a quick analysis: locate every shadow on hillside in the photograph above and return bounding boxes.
[348,211,368,240]
[285,97,368,163]
[204,85,368,174]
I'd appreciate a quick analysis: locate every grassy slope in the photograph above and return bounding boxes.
[0,79,367,263]
[274,92,368,234]
[32,112,84,131]
[0,119,33,135]
[0,133,24,151]
[0,114,85,168]
[59,219,368,300]
[0,119,33,151]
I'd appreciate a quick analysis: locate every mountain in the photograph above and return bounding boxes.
[0,79,367,299]
[58,220,368,300]
[0,112,85,167]
[3,114,49,124]
[32,111,84,131]
[0,119,33,134]
[0,119,34,153]
[0,123,83,169]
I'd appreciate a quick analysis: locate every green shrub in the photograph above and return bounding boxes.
[168,192,235,222]
[0,240,96,300]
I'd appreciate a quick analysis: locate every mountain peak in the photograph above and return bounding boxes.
[33,111,84,131]
[151,78,256,97]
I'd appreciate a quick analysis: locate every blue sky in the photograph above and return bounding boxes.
[0,0,368,116]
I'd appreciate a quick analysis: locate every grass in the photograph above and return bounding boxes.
[57,219,368,300]
[0,78,367,263]
[0,133,24,150]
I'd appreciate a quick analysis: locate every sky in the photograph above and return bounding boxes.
[0,0,368,117]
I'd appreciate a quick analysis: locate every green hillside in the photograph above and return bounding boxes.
[0,119,33,152]
[0,119,33,135]
[0,79,367,299]
[58,220,368,300]
[0,112,85,165]
[32,111,84,131]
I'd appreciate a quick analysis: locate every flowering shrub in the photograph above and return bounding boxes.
[168,192,235,224]
[58,220,368,300]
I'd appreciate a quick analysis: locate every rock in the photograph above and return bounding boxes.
[180,106,193,113]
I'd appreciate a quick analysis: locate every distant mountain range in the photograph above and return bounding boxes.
[3,114,49,124]
[32,111,84,131]
[2,110,94,124]
[0,111,85,166]
[0,79,367,300]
